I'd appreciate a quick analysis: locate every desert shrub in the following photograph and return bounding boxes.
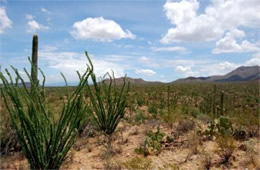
[196,113,212,124]
[0,51,93,169]
[166,135,174,143]
[201,151,212,170]
[232,127,247,141]
[79,106,97,138]
[216,136,236,165]
[0,126,20,156]
[232,112,259,138]
[134,109,147,123]
[242,139,259,167]
[148,104,158,117]
[186,131,201,155]
[176,119,195,135]
[135,127,165,156]
[136,95,145,107]
[0,106,20,156]
[123,157,152,170]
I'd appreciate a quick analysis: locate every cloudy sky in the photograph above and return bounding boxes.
[1,0,260,85]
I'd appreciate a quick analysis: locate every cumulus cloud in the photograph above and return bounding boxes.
[0,7,12,34]
[212,30,260,53]
[205,61,239,75]
[39,46,126,84]
[175,66,198,76]
[246,53,260,66]
[161,0,260,43]
[71,17,135,42]
[135,69,156,76]
[151,46,189,53]
[26,20,49,33]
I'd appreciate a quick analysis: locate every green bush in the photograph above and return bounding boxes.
[137,95,145,107]
[148,104,157,117]
[134,110,147,123]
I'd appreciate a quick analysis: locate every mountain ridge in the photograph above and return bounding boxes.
[174,65,260,83]
[4,65,258,87]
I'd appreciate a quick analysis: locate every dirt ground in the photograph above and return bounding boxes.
[0,106,259,169]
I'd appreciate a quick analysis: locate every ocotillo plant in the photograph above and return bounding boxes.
[0,48,93,168]
[85,55,129,136]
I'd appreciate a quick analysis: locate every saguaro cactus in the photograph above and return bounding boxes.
[31,35,39,101]
[220,91,224,116]
[213,84,216,115]
[167,86,170,118]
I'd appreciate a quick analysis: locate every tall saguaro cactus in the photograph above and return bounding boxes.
[220,91,224,116]
[167,86,170,119]
[213,84,216,115]
[31,35,38,97]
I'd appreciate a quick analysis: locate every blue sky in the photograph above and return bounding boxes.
[1,0,260,85]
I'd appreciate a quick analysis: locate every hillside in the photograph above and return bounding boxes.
[174,66,260,83]
[104,77,163,85]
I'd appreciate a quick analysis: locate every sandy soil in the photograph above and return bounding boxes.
[0,117,260,170]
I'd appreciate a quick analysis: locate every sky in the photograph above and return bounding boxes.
[0,0,260,85]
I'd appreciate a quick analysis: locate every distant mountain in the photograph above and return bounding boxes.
[18,82,31,87]
[104,77,162,85]
[174,66,260,83]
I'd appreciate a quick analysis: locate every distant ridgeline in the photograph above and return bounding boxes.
[174,66,260,83]
[1,66,258,87]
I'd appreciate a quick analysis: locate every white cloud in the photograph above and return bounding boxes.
[135,69,156,76]
[246,53,260,66]
[41,8,51,14]
[151,46,189,53]
[213,30,260,54]
[208,61,239,75]
[26,20,49,33]
[161,0,260,43]
[25,14,34,20]
[175,66,192,73]
[175,65,198,76]
[139,56,160,68]
[190,61,239,76]
[71,17,135,42]
[0,7,12,34]
[39,46,126,84]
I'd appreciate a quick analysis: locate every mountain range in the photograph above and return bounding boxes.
[112,65,259,84]
[174,65,259,83]
[3,65,258,87]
